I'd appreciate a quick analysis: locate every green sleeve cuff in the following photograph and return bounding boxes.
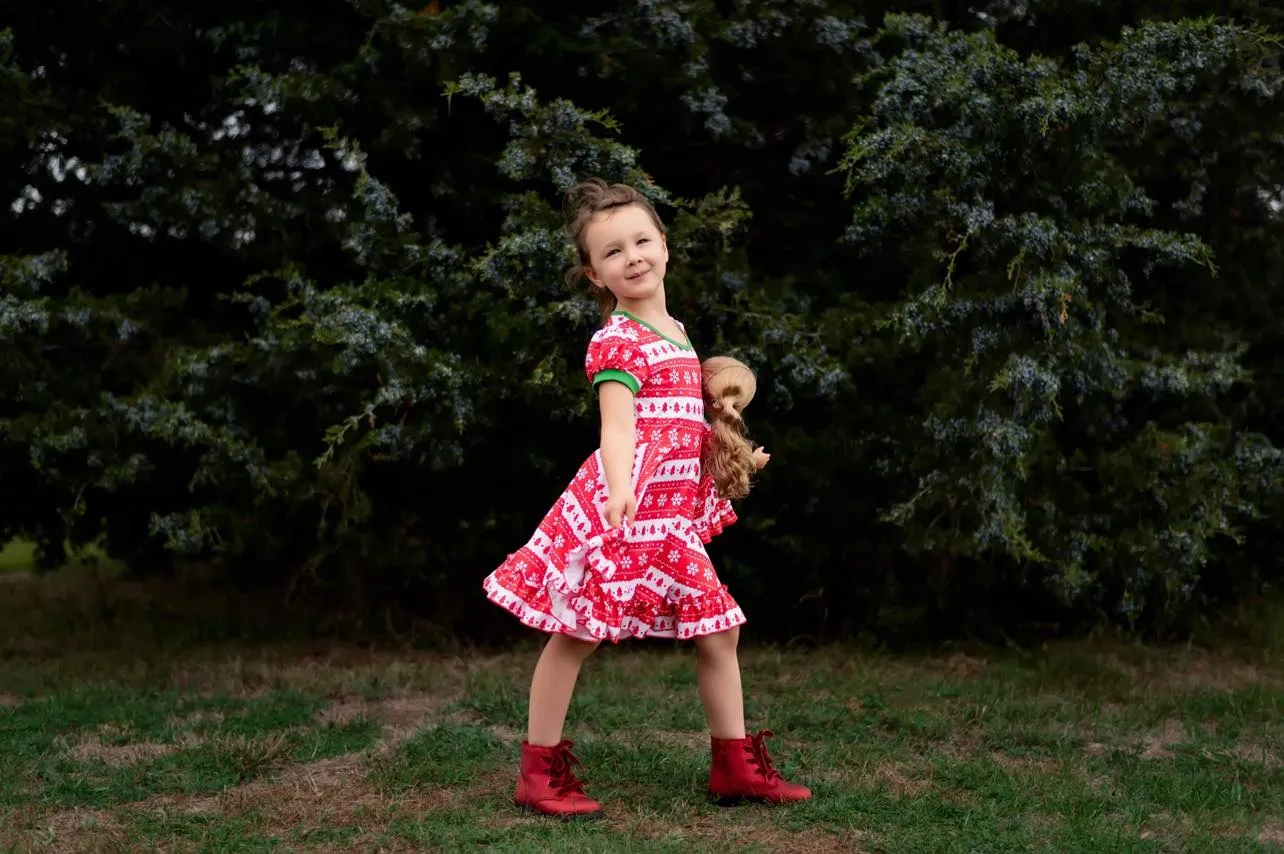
[592,369,640,395]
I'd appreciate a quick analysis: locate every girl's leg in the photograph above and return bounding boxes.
[517,633,604,818]
[696,625,812,804]
[693,626,746,740]
[528,633,600,746]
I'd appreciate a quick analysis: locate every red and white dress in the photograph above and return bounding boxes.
[482,312,744,642]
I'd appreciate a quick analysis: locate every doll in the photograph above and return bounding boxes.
[700,356,770,502]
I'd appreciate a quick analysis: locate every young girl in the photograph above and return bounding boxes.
[482,178,811,819]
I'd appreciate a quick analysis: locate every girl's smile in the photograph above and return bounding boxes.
[583,204,669,308]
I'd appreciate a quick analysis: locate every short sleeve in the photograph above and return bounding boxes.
[585,334,650,395]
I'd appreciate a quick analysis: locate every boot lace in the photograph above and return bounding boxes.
[549,741,589,796]
[746,729,782,782]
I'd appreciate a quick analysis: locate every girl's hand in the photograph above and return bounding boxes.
[752,446,771,470]
[604,490,637,528]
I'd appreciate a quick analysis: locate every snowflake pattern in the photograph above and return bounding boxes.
[483,313,742,643]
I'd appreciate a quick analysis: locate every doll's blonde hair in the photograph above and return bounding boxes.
[563,179,667,323]
[701,356,758,502]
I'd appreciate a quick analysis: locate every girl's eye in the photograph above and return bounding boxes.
[605,249,619,257]
[638,238,649,245]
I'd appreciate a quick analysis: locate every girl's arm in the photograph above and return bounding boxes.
[599,382,637,526]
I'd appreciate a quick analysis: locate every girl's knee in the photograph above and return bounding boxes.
[548,633,600,659]
[695,625,740,657]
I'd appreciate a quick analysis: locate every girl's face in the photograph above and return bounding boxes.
[583,204,669,307]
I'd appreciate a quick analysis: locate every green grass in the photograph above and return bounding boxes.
[0,539,36,573]
[2,574,1283,852]
[0,537,124,578]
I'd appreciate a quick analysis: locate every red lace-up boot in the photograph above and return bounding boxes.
[514,740,602,819]
[708,729,812,805]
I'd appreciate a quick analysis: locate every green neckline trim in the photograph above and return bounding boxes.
[612,310,692,350]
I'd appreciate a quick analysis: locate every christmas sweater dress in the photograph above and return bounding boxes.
[482,311,744,642]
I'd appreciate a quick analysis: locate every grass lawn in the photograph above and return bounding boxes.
[0,539,37,575]
[1,570,1281,852]
[0,539,121,578]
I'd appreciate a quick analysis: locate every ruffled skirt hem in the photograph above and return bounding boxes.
[483,573,747,642]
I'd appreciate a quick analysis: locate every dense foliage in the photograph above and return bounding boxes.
[2,1,1282,642]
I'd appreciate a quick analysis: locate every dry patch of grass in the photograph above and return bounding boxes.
[403,700,523,746]
[1259,821,1284,846]
[649,729,709,750]
[1232,739,1281,767]
[72,736,184,767]
[484,723,522,743]
[620,813,870,853]
[872,762,933,798]
[1,677,478,851]
[1137,811,1197,843]
[23,690,472,851]
[159,647,471,699]
[317,693,446,738]
[166,708,227,731]
[1170,654,1280,692]
[26,806,125,850]
[991,751,1060,774]
[1076,716,1282,769]
[742,825,872,853]
[932,651,989,679]
[67,721,209,768]
[133,792,223,815]
[102,754,454,849]
[216,732,301,776]
[223,755,434,831]
[1140,719,1187,760]
[1100,648,1281,693]
[834,757,937,799]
